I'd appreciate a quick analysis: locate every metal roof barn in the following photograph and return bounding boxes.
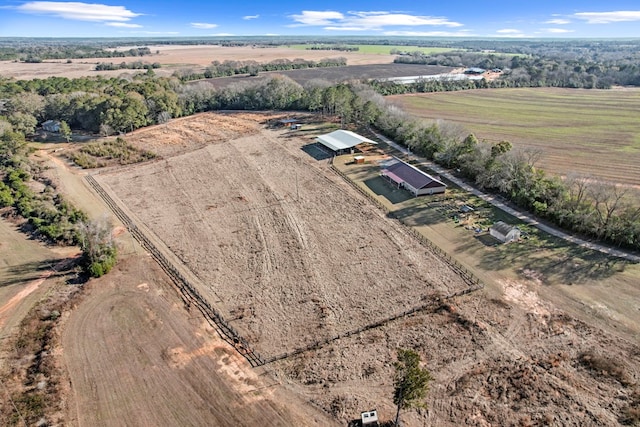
[316,130,377,153]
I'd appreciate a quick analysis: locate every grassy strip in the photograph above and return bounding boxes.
[68,137,157,169]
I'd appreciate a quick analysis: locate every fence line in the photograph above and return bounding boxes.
[87,164,485,367]
[330,165,484,290]
[85,175,266,367]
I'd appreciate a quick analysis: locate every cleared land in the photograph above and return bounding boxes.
[80,113,639,425]
[192,63,454,89]
[5,112,639,426]
[62,254,338,426]
[388,88,640,187]
[98,114,471,357]
[0,44,395,80]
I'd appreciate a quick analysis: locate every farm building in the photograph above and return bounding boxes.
[42,120,61,132]
[490,221,521,243]
[316,130,377,155]
[381,159,447,197]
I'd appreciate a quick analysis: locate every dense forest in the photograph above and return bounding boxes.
[1,38,640,251]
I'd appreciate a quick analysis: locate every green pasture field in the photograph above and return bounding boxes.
[332,153,640,340]
[387,87,640,187]
[288,44,456,55]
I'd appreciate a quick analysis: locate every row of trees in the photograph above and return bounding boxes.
[95,61,161,71]
[0,45,154,61]
[174,57,348,82]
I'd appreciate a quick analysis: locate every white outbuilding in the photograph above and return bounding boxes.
[490,221,521,243]
[316,130,377,154]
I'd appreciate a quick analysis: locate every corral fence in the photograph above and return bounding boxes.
[330,163,484,290]
[85,175,266,367]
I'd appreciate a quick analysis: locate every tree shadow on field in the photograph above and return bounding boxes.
[479,237,629,285]
[390,201,450,227]
[1,258,66,287]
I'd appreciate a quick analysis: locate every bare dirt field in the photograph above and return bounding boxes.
[98,113,471,358]
[0,44,394,80]
[80,112,640,426]
[192,64,455,89]
[62,254,338,426]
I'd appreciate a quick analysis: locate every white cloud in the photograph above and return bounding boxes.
[545,18,571,25]
[243,14,259,20]
[212,33,234,36]
[191,22,217,29]
[541,28,574,33]
[384,30,474,37]
[15,1,141,22]
[574,10,640,24]
[106,22,141,28]
[495,28,528,38]
[290,10,462,30]
[129,30,179,35]
[289,10,344,26]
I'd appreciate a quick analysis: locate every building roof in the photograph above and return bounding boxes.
[384,160,446,190]
[491,221,518,236]
[316,130,377,152]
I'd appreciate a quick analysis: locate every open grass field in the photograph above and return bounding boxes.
[388,87,640,187]
[288,44,456,55]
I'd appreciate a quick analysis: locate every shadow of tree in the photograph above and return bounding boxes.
[1,258,79,288]
[478,237,627,285]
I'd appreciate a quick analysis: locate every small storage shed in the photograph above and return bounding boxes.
[381,160,446,196]
[490,221,521,243]
[361,409,379,426]
[316,130,377,155]
[42,120,61,133]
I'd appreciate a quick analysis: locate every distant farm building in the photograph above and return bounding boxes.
[381,159,447,196]
[316,130,377,155]
[42,120,61,133]
[278,118,301,129]
[490,221,521,243]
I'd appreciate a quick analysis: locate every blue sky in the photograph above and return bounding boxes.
[1,1,639,38]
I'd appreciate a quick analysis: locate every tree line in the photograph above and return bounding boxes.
[95,61,161,71]
[173,57,348,82]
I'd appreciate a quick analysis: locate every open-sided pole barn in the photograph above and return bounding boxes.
[316,130,377,155]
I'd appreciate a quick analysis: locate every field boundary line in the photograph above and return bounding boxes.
[330,163,485,290]
[85,174,266,367]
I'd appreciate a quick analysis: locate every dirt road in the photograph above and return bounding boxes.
[62,255,338,426]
